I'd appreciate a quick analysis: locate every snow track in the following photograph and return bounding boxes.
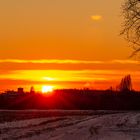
[0,111,140,140]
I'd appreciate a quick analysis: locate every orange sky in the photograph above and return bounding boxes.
[0,0,139,92]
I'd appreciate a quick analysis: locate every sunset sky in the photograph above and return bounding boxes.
[0,0,140,92]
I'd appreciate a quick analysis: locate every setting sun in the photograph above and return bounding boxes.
[42,86,54,93]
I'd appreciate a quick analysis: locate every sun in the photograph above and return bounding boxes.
[42,86,54,93]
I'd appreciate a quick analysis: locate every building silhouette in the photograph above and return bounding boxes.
[17,88,24,94]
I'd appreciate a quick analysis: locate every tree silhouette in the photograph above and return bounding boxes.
[121,0,140,57]
[30,86,35,94]
[118,75,132,92]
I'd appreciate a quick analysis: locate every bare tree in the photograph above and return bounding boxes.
[121,0,140,57]
[118,75,132,92]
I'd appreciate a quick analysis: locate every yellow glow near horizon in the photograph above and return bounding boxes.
[42,86,54,93]
[42,77,55,81]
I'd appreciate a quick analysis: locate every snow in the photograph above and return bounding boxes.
[0,111,140,140]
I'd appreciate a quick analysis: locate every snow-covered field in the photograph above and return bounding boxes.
[0,110,140,140]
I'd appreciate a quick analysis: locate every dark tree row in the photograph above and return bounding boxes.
[0,89,140,110]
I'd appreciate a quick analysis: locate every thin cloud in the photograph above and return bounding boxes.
[91,15,102,21]
[110,60,140,64]
[0,59,103,64]
[0,59,139,65]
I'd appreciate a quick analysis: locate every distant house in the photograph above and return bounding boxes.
[18,88,24,94]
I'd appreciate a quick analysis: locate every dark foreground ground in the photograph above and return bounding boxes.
[1,110,140,140]
[0,110,124,123]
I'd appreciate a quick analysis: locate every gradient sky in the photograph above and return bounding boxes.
[0,0,139,92]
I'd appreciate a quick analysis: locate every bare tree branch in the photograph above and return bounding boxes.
[121,0,140,57]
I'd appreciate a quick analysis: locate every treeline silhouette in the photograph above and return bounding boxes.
[0,89,140,110]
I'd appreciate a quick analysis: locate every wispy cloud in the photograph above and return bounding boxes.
[91,15,102,21]
[0,59,103,64]
[110,60,140,64]
[0,59,139,65]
